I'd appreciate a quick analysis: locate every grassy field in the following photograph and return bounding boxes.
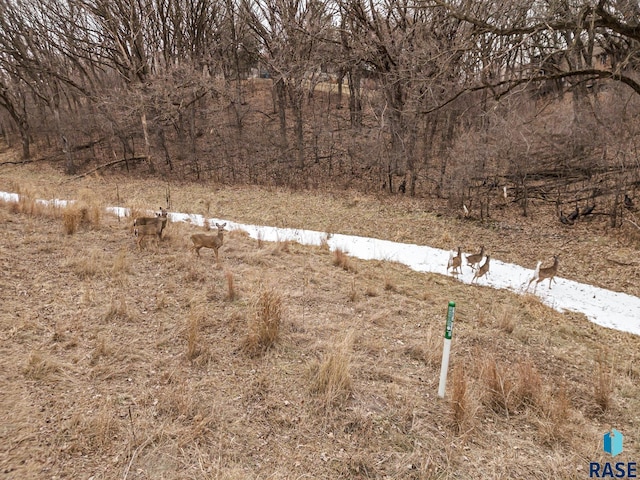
[1,162,639,479]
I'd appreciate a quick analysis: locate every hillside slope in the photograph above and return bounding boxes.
[1,170,639,479]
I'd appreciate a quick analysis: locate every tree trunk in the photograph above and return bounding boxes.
[274,78,288,150]
[18,117,30,160]
[347,69,362,128]
[141,112,155,173]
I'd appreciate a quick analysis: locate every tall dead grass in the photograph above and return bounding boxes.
[333,248,356,273]
[61,202,101,234]
[6,189,48,217]
[225,270,236,300]
[451,364,470,434]
[535,386,573,446]
[242,288,283,356]
[594,348,613,412]
[310,331,354,406]
[480,355,544,418]
[186,306,203,361]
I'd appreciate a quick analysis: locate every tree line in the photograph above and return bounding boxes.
[1,0,639,221]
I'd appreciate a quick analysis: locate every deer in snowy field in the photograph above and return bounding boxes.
[447,247,462,275]
[471,255,490,284]
[526,256,559,292]
[466,246,485,271]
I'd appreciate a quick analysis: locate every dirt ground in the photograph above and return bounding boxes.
[0,162,639,479]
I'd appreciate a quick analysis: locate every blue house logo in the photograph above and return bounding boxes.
[604,429,624,457]
[590,429,637,478]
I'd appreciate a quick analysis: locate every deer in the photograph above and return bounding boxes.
[526,255,559,292]
[471,255,490,284]
[190,222,227,265]
[466,246,485,271]
[447,247,462,275]
[133,207,169,238]
[134,220,165,251]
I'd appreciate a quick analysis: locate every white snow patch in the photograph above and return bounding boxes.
[3,191,639,336]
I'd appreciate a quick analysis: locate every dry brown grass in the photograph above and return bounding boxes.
[23,351,61,380]
[594,348,614,413]
[242,288,283,356]
[103,297,130,322]
[62,206,81,234]
[1,168,640,479]
[186,306,202,361]
[333,248,356,273]
[112,248,130,275]
[450,364,470,434]
[68,249,102,279]
[496,305,516,333]
[225,269,236,300]
[348,277,358,302]
[310,331,354,406]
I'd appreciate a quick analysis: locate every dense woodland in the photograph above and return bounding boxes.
[1,0,640,222]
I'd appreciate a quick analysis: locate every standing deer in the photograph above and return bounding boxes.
[134,221,165,251]
[527,255,559,292]
[133,207,169,238]
[466,246,485,271]
[447,247,463,275]
[471,255,490,284]
[190,222,227,265]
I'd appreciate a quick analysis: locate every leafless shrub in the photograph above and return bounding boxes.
[76,190,102,229]
[9,190,46,217]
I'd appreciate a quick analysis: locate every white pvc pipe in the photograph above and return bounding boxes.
[438,338,452,398]
[438,301,456,398]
